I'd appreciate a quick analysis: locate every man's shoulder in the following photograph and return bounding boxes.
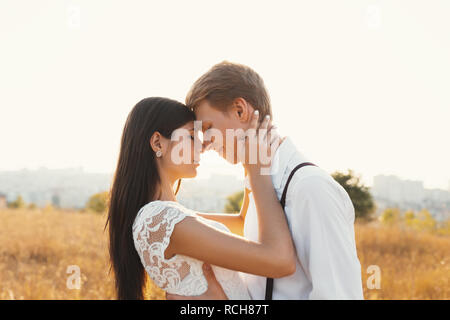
[288,164,330,186]
[287,166,355,220]
[287,166,340,198]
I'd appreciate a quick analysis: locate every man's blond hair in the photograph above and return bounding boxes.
[186,61,272,118]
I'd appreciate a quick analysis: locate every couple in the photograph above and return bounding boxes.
[106,61,364,300]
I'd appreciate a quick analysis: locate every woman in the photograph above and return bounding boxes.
[106,97,296,299]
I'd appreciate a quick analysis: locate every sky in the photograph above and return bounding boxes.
[0,0,449,190]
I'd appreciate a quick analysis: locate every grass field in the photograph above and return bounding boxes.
[0,208,448,300]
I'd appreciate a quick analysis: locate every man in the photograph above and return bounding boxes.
[168,61,364,299]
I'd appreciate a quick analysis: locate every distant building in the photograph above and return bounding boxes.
[372,175,425,204]
[371,175,450,220]
[0,192,7,209]
[0,167,113,209]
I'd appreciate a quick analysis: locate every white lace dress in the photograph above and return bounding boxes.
[132,200,251,300]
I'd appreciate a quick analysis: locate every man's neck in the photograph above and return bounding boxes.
[244,135,287,177]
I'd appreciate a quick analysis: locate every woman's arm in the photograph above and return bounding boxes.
[166,193,295,279]
[166,112,296,278]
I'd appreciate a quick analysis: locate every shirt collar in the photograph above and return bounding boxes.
[244,136,306,192]
[270,136,298,191]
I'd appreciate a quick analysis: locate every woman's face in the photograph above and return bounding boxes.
[161,121,202,179]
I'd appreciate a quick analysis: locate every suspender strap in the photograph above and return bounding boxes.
[265,162,317,300]
[280,162,317,209]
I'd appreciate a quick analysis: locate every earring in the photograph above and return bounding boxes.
[156,150,162,157]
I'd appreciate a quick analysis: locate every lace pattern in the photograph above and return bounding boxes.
[132,201,251,299]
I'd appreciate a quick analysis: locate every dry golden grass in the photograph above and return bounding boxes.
[0,207,164,300]
[0,208,448,300]
[357,222,449,299]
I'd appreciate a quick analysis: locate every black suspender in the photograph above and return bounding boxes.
[264,162,317,300]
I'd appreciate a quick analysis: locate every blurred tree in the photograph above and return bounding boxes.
[28,203,37,210]
[403,209,416,227]
[86,191,109,214]
[414,209,436,232]
[224,190,244,213]
[332,170,375,221]
[379,208,401,225]
[436,219,450,236]
[43,202,55,213]
[51,193,61,208]
[8,195,26,209]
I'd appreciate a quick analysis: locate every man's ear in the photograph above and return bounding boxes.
[231,97,255,123]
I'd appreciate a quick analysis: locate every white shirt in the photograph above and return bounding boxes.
[241,137,364,300]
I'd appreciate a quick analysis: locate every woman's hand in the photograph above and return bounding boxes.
[238,110,280,177]
[163,111,295,279]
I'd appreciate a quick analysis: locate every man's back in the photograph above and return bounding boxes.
[241,137,364,299]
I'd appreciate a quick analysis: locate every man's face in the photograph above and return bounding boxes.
[195,100,249,164]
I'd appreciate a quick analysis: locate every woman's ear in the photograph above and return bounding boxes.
[232,98,255,123]
[150,131,163,154]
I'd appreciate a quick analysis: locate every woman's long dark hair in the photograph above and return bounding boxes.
[105,97,195,300]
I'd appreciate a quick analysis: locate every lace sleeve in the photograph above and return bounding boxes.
[132,203,193,291]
